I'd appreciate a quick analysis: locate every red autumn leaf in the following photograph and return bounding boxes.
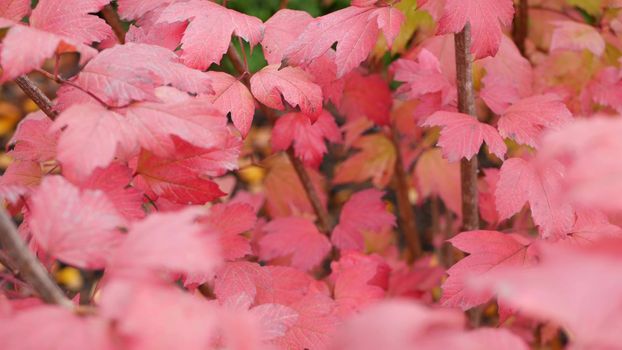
[271,110,341,168]
[28,176,126,269]
[285,4,404,77]
[134,148,227,205]
[205,71,255,137]
[441,230,536,310]
[156,0,263,70]
[250,64,323,118]
[498,94,572,148]
[422,111,507,162]
[258,217,331,271]
[72,163,145,221]
[338,71,393,126]
[331,189,395,252]
[204,202,257,260]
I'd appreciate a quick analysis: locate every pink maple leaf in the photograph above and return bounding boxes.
[0,305,114,350]
[338,71,393,126]
[441,230,536,310]
[331,189,395,252]
[332,300,528,350]
[551,20,605,56]
[498,94,572,148]
[52,103,137,180]
[273,293,339,350]
[330,251,390,316]
[272,110,341,168]
[262,9,314,65]
[474,241,622,349]
[28,176,125,269]
[258,217,332,271]
[125,7,187,51]
[422,111,507,162]
[108,207,221,279]
[203,202,257,261]
[496,157,575,239]
[478,168,500,226]
[478,36,533,114]
[561,209,622,246]
[156,0,263,70]
[66,43,213,107]
[0,0,112,81]
[423,0,514,59]
[116,0,175,20]
[205,71,255,137]
[250,64,323,118]
[285,4,405,77]
[100,280,217,350]
[8,112,58,162]
[392,49,456,105]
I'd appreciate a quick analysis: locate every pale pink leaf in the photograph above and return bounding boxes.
[551,20,605,56]
[414,148,461,216]
[29,176,125,269]
[117,0,175,20]
[262,9,313,65]
[8,112,58,162]
[285,5,404,77]
[498,94,572,148]
[435,0,514,59]
[441,230,535,309]
[0,0,30,21]
[422,111,507,161]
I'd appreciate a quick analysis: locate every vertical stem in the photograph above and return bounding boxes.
[0,208,72,308]
[227,45,333,234]
[455,23,479,231]
[390,125,422,260]
[512,0,529,55]
[14,76,58,120]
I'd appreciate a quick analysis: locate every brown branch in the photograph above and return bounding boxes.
[101,5,126,44]
[227,44,333,234]
[512,0,529,55]
[0,207,73,308]
[14,76,58,119]
[455,23,480,232]
[390,126,422,261]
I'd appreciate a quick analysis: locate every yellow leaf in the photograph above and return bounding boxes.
[54,267,83,292]
[567,0,603,16]
[334,134,396,188]
[0,101,20,136]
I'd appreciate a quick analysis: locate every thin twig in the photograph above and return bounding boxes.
[512,0,529,55]
[101,4,126,44]
[390,125,422,261]
[227,44,333,234]
[0,207,73,308]
[14,76,58,119]
[36,69,110,108]
[455,23,479,232]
